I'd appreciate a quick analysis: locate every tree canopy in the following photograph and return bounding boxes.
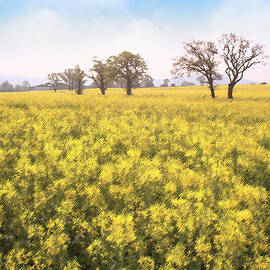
[107,51,148,95]
[173,40,221,98]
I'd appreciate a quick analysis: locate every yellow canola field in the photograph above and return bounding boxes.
[0,85,269,269]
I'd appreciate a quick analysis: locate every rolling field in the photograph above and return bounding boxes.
[0,85,270,269]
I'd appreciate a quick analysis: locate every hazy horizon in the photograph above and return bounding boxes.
[0,0,269,83]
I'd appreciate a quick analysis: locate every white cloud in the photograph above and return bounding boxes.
[0,0,269,82]
[0,8,180,79]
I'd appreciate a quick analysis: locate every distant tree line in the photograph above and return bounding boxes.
[47,51,155,96]
[45,33,267,99]
[0,80,31,92]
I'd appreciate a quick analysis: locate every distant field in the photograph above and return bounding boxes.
[0,85,269,269]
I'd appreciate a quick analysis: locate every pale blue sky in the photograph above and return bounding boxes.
[0,0,269,82]
[0,0,220,19]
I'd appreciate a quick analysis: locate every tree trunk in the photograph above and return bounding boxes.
[228,83,234,99]
[101,87,106,95]
[209,83,215,99]
[126,81,132,95]
[77,84,82,95]
[100,81,106,95]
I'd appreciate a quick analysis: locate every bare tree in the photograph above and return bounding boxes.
[220,33,267,99]
[87,57,110,95]
[73,65,87,95]
[197,75,208,86]
[107,51,148,95]
[172,40,221,98]
[59,68,75,91]
[47,73,60,92]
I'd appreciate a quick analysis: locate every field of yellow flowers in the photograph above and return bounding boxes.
[0,85,269,269]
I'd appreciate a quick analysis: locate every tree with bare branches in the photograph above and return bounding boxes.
[220,33,267,99]
[172,40,221,98]
[59,68,75,91]
[87,57,110,95]
[107,51,148,95]
[47,73,60,92]
[197,75,208,86]
[73,65,87,95]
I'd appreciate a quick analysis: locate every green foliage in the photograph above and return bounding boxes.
[107,51,148,94]
[88,57,111,95]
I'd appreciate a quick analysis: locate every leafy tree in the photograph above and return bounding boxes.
[172,40,221,98]
[14,84,22,91]
[140,74,155,88]
[47,73,61,92]
[87,58,111,95]
[180,81,196,86]
[220,33,267,99]
[22,80,31,91]
[112,78,126,88]
[0,81,14,92]
[132,78,141,88]
[59,68,75,91]
[161,79,170,87]
[107,51,148,95]
[73,65,87,95]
